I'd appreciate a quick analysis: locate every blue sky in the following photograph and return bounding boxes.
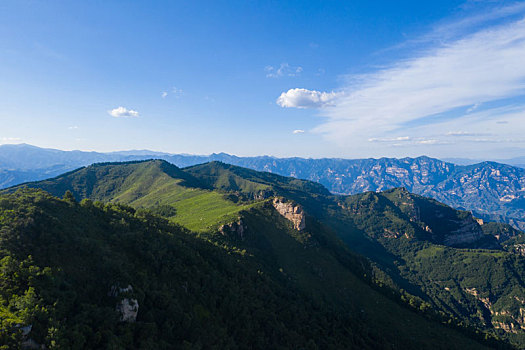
[1,0,525,159]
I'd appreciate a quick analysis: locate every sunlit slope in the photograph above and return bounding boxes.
[7,160,254,231]
[185,161,331,198]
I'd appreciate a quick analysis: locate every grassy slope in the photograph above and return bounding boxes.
[7,160,254,232]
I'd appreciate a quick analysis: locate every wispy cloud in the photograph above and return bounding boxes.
[466,103,481,113]
[108,106,139,118]
[0,137,22,144]
[323,17,525,136]
[265,63,303,78]
[368,136,448,145]
[445,131,488,137]
[277,88,343,109]
[368,136,411,142]
[172,87,183,97]
[160,87,183,99]
[68,126,79,130]
[277,5,525,156]
[293,129,305,134]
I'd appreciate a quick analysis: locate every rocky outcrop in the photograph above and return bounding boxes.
[219,219,247,239]
[272,197,306,231]
[110,285,139,322]
[18,324,44,350]
[442,214,484,246]
[512,244,525,256]
[464,288,525,333]
[464,287,492,310]
[492,308,525,333]
[118,297,139,322]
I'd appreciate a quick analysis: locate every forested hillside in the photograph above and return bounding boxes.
[6,159,525,347]
[0,188,499,349]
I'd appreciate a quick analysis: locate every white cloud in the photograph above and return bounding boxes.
[273,8,525,157]
[172,87,183,97]
[466,103,481,113]
[108,106,139,118]
[368,136,449,146]
[266,63,303,78]
[320,18,525,137]
[160,87,183,99]
[293,129,305,134]
[68,126,79,130]
[417,139,439,145]
[0,137,21,144]
[277,88,343,109]
[368,136,411,142]
[445,131,488,137]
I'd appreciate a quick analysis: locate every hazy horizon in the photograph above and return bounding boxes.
[3,142,525,165]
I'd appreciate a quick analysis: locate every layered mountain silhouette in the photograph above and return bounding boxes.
[2,144,525,230]
[3,159,525,348]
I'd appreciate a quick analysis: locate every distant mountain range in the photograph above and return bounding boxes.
[2,143,525,229]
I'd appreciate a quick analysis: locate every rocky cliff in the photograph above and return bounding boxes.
[110,285,139,322]
[272,197,306,231]
[219,219,247,239]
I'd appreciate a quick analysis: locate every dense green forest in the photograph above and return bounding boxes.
[0,189,498,349]
[3,160,524,348]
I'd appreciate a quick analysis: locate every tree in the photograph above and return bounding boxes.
[63,190,76,203]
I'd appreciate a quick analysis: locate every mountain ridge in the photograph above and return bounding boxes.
[1,165,505,348]
[2,144,525,230]
[6,159,525,347]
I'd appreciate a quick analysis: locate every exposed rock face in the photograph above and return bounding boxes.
[513,244,525,256]
[492,308,525,333]
[18,324,43,350]
[463,287,525,333]
[219,219,246,239]
[272,197,306,231]
[444,216,484,246]
[110,285,139,322]
[118,297,139,322]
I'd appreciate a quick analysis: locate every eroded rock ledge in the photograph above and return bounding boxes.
[219,219,247,239]
[272,197,306,231]
[109,284,139,322]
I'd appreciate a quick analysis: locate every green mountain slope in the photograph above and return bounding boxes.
[336,188,525,347]
[9,160,256,232]
[5,159,523,347]
[179,162,525,347]
[0,189,497,349]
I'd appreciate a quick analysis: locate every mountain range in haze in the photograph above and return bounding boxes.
[2,143,525,230]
